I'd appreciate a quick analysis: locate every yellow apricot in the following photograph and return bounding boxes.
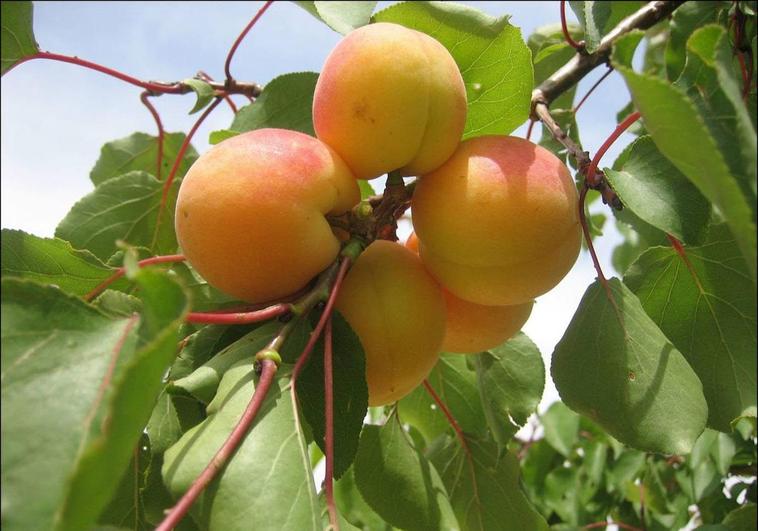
[411,136,582,306]
[405,233,533,354]
[175,128,360,303]
[313,22,467,180]
[335,240,446,406]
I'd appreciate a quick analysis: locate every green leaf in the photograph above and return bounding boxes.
[218,72,319,137]
[298,312,368,479]
[398,354,487,445]
[604,135,711,244]
[1,1,38,75]
[56,171,179,261]
[334,466,392,530]
[676,25,757,203]
[568,1,644,53]
[97,434,151,531]
[145,391,204,454]
[94,290,143,317]
[624,224,757,431]
[168,322,280,404]
[721,503,757,531]
[181,78,215,114]
[665,1,725,81]
[163,362,321,530]
[474,332,545,446]
[208,129,240,145]
[90,132,199,186]
[1,268,188,531]
[551,278,708,454]
[0,228,129,296]
[373,1,533,139]
[430,436,550,531]
[541,401,580,457]
[295,1,376,34]
[612,33,757,280]
[528,24,580,110]
[166,261,239,312]
[353,416,458,531]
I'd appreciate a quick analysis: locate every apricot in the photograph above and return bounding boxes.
[335,240,446,406]
[405,233,533,354]
[175,128,360,303]
[411,135,582,306]
[313,22,467,180]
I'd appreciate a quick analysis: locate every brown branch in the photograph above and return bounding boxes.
[532,0,684,109]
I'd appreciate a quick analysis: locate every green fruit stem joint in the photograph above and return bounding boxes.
[255,348,282,366]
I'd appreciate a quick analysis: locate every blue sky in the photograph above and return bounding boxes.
[1,1,640,411]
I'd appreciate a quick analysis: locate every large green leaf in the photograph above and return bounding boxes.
[604,135,711,245]
[56,171,179,261]
[373,1,533,139]
[551,278,708,454]
[0,229,129,296]
[665,1,725,81]
[1,1,38,75]
[298,312,368,480]
[295,1,376,34]
[353,416,458,531]
[398,353,487,446]
[210,72,319,143]
[1,269,188,531]
[612,33,757,280]
[430,436,549,531]
[625,224,757,431]
[90,132,199,186]
[162,362,321,530]
[474,332,545,446]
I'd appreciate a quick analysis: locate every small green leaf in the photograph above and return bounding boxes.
[219,72,319,137]
[541,401,581,457]
[474,332,545,446]
[93,290,143,317]
[181,78,215,114]
[569,1,644,53]
[430,436,550,531]
[90,132,199,186]
[613,33,757,280]
[552,278,708,454]
[353,416,457,531]
[208,129,240,145]
[1,1,38,75]
[625,224,757,432]
[163,363,321,530]
[0,229,128,296]
[295,1,376,34]
[298,312,368,479]
[604,135,711,244]
[374,1,533,139]
[56,171,179,261]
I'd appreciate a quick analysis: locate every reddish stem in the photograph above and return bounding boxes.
[152,97,223,250]
[156,358,278,531]
[422,379,480,503]
[323,316,339,531]
[560,0,584,50]
[737,52,751,101]
[83,254,186,302]
[526,119,536,141]
[186,304,291,325]
[290,257,352,390]
[574,66,614,113]
[587,111,641,187]
[578,185,616,307]
[140,91,165,180]
[666,234,706,292]
[224,1,274,81]
[13,51,186,93]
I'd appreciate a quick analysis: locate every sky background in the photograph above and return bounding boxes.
[1,1,641,416]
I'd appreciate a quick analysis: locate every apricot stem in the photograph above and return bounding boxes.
[224,1,274,82]
[323,316,340,531]
[139,91,165,180]
[156,358,279,531]
[560,0,585,51]
[586,111,641,187]
[186,304,291,325]
[83,254,186,302]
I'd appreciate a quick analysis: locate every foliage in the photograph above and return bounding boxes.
[1,2,756,531]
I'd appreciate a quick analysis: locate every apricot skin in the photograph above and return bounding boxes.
[405,233,533,354]
[175,128,360,303]
[313,22,467,180]
[335,240,446,406]
[411,135,582,306]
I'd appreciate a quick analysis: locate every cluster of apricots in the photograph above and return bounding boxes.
[175,22,582,407]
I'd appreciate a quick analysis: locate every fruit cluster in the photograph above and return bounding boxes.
[175,22,581,407]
